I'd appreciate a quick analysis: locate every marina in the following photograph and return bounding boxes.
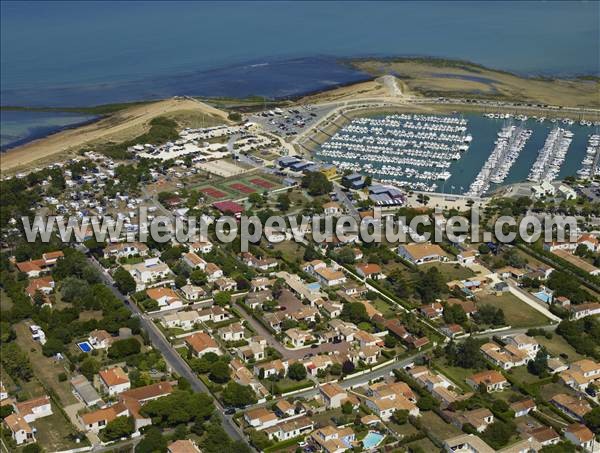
[527,127,573,183]
[577,133,600,179]
[316,114,473,192]
[316,113,597,197]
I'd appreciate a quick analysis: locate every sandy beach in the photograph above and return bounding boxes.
[0,98,230,175]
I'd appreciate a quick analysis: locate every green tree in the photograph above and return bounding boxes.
[108,338,141,359]
[583,406,600,433]
[540,442,576,453]
[222,382,258,407]
[417,394,435,411]
[190,269,208,286]
[392,409,409,425]
[527,348,549,377]
[102,416,134,441]
[42,337,64,357]
[443,304,467,325]
[384,334,397,348]
[301,172,333,196]
[287,362,307,381]
[481,420,515,449]
[213,292,232,307]
[1,343,33,380]
[113,266,136,294]
[135,426,167,453]
[341,302,369,323]
[209,361,231,384]
[80,357,101,380]
[140,391,214,427]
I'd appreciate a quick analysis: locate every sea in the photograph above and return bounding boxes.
[1,1,598,152]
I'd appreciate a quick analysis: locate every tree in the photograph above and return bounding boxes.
[481,420,515,450]
[476,305,505,326]
[102,416,134,441]
[527,348,549,377]
[0,405,14,419]
[140,391,214,427]
[342,360,355,375]
[277,193,291,211]
[214,292,231,307]
[22,445,42,453]
[80,357,101,380]
[540,442,576,453]
[108,338,141,359]
[190,269,207,286]
[248,193,263,207]
[445,338,485,369]
[415,267,446,303]
[583,406,600,433]
[384,334,397,348]
[301,172,332,196]
[287,362,307,381]
[417,394,435,411]
[113,267,136,294]
[228,112,242,122]
[135,426,167,453]
[329,363,342,376]
[341,302,369,324]
[209,361,231,384]
[42,337,64,357]
[478,243,491,255]
[248,429,273,450]
[392,409,409,425]
[341,401,353,414]
[443,304,467,325]
[222,382,258,407]
[1,343,33,380]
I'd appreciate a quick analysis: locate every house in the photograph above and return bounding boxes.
[577,233,599,252]
[398,243,448,265]
[98,366,131,396]
[103,241,149,259]
[528,426,560,446]
[466,370,508,392]
[162,310,200,330]
[218,322,245,342]
[457,250,478,266]
[547,357,569,374]
[531,181,555,198]
[245,290,272,310]
[4,414,34,445]
[119,381,173,404]
[264,311,288,332]
[168,439,202,453]
[238,341,265,362]
[558,184,577,200]
[205,263,224,282]
[502,334,540,359]
[14,396,52,423]
[190,240,213,254]
[214,277,237,292]
[264,227,287,243]
[310,426,355,453]
[88,329,114,349]
[185,332,221,358]
[480,342,531,370]
[264,416,314,442]
[443,434,495,453]
[323,201,342,216]
[496,266,527,281]
[25,276,55,300]
[550,393,592,421]
[250,277,275,292]
[420,302,444,319]
[15,260,45,278]
[451,408,494,433]
[197,306,229,323]
[146,287,183,311]
[302,355,334,376]
[180,284,205,301]
[356,263,385,280]
[314,267,347,287]
[254,359,288,379]
[559,359,600,392]
[319,383,347,409]
[274,399,295,417]
[510,399,536,417]
[364,382,419,420]
[80,402,129,433]
[441,324,464,339]
[124,258,171,290]
[71,374,102,407]
[564,423,596,451]
[241,252,278,271]
[285,328,314,347]
[353,330,384,348]
[569,302,600,320]
[182,252,207,270]
[244,407,279,430]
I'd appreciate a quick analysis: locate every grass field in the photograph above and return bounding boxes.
[420,411,462,440]
[371,297,399,319]
[476,293,551,328]
[405,437,439,452]
[0,289,13,312]
[433,360,477,391]
[534,334,584,361]
[420,262,475,282]
[30,403,86,452]
[14,322,78,406]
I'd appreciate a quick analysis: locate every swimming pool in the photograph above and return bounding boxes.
[362,431,384,450]
[77,341,92,353]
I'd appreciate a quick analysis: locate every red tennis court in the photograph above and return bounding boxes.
[250,178,275,189]
[230,183,255,194]
[200,187,227,198]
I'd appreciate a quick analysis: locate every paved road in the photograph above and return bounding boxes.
[87,256,247,445]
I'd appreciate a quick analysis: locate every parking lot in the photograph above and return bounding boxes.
[248,104,334,137]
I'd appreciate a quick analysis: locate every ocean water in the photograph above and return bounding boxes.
[1,1,598,148]
[0,110,97,151]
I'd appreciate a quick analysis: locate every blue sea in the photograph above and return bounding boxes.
[1,1,598,149]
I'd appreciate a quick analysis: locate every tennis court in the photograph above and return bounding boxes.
[201,187,227,198]
[230,183,256,194]
[250,178,275,189]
